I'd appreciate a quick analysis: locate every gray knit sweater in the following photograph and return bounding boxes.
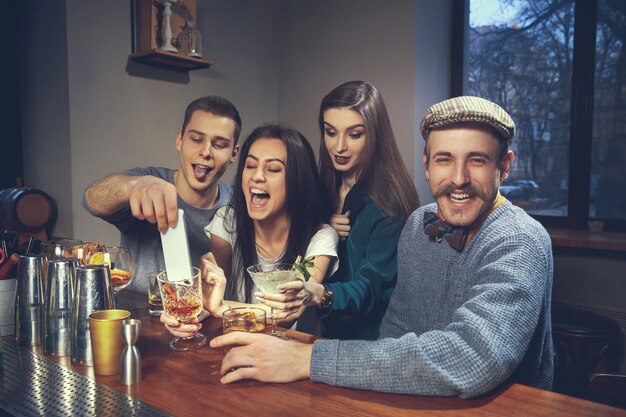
[310,201,553,398]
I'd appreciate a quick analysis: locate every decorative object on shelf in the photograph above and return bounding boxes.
[131,0,211,71]
[170,0,202,57]
[158,0,178,52]
[177,21,202,58]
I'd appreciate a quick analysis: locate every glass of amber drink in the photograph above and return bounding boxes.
[222,307,266,334]
[158,267,207,351]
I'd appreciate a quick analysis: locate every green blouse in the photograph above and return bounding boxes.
[321,187,405,340]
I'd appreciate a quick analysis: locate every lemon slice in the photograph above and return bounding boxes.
[89,252,111,268]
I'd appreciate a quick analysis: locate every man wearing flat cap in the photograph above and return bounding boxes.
[209,96,554,399]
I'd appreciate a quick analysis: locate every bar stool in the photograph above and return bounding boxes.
[588,373,626,408]
[552,306,622,398]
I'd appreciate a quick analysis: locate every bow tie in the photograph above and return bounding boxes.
[423,212,469,252]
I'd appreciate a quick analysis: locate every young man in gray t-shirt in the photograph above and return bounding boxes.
[83,96,241,293]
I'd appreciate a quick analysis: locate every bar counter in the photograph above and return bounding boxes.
[2,292,626,417]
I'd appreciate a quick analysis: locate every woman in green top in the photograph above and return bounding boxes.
[256,81,420,340]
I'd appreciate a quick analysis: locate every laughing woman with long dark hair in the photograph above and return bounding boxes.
[161,123,339,339]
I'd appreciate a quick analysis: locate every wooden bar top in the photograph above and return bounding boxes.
[8,292,626,417]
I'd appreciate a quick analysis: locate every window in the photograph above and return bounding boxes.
[452,0,626,231]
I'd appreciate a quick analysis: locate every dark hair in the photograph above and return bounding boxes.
[226,123,332,302]
[181,96,242,144]
[318,81,419,220]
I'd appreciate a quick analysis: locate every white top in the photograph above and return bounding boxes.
[205,206,339,302]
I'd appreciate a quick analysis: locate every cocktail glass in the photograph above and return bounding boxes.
[246,263,299,339]
[158,267,207,351]
[88,246,135,294]
[107,247,135,294]
[41,239,83,259]
[70,242,106,265]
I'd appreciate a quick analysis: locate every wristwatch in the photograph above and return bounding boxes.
[318,284,333,309]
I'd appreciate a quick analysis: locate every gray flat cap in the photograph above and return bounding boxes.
[420,96,515,140]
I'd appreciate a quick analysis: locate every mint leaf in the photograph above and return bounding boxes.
[292,256,315,281]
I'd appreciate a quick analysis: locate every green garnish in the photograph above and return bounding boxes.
[292,255,315,281]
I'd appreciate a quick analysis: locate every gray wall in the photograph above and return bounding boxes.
[21,0,445,245]
[276,0,448,204]
[20,1,73,238]
[21,0,280,246]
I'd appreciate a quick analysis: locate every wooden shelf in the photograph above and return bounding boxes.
[548,228,626,252]
[130,49,213,71]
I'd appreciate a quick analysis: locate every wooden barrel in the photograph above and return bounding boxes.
[0,187,57,232]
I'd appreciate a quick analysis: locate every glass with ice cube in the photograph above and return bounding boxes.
[222,307,266,334]
[246,263,299,339]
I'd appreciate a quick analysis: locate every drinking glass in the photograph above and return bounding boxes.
[246,263,299,339]
[107,247,135,294]
[89,247,135,294]
[41,239,83,259]
[72,242,107,265]
[158,267,207,351]
[222,307,266,334]
[147,271,164,316]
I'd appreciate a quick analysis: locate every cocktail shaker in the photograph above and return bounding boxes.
[64,257,81,294]
[71,265,114,366]
[44,258,76,356]
[14,254,46,346]
[120,318,142,385]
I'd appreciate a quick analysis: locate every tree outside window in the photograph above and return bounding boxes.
[454,0,626,231]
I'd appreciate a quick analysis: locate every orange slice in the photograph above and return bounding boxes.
[111,269,132,286]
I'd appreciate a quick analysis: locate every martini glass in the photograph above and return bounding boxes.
[246,263,299,339]
[158,267,207,351]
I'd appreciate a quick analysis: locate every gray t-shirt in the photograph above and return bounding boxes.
[82,166,232,293]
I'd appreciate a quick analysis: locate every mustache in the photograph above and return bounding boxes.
[432,184,488,200]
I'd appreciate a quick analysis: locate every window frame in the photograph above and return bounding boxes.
[451,0,625,232]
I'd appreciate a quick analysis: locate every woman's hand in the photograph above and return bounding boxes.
[160,313,202,338]
[200,252,229,317]
[330,211,351,241]
[255,280,325,319]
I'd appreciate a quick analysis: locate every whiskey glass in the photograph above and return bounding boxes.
[246,263,299,339]
[222,307,266,334]
[158,267,207,351]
